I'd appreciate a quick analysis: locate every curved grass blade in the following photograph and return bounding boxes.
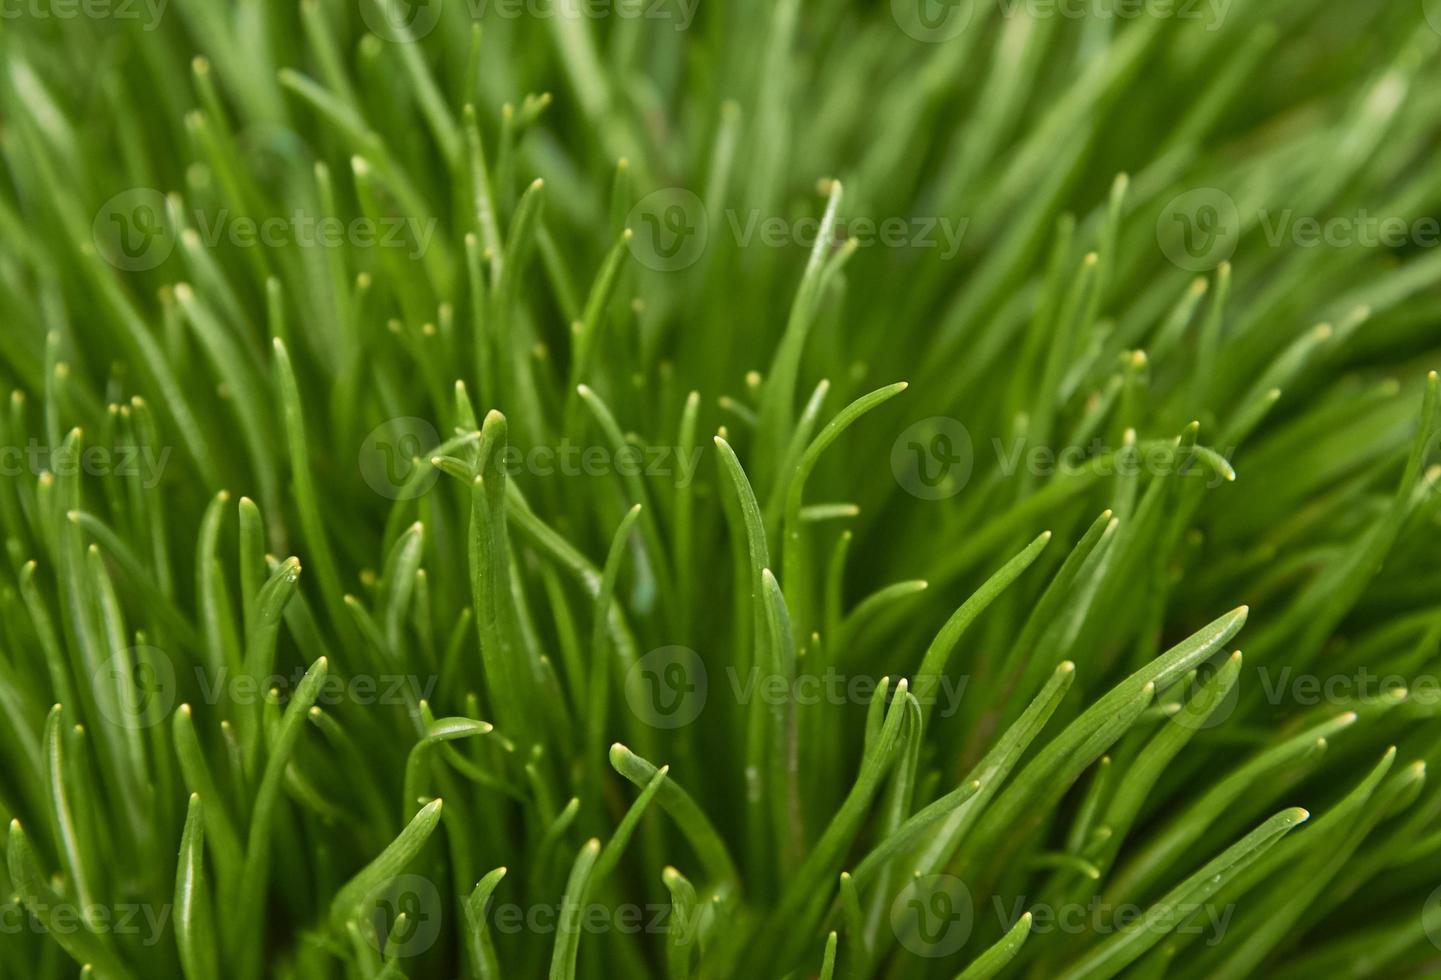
[231,656,329,980]
[330,797,446,934]
[175,793,219,980]
[954,911,1032,980]
[609,743,738,892]
[661,866,699,980]
[7,818,135,980]
[1052,808,1309,980]
[465,867,509,980]
[548,838,601,980]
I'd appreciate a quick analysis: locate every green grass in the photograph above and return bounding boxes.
[3,1,1441,978]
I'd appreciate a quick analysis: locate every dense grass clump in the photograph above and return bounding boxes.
[4,1,1441,977]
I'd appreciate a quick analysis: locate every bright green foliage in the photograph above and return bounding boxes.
[2,2,1441,979]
